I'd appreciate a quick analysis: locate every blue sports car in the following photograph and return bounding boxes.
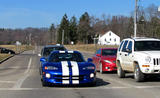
[40,50,96,86]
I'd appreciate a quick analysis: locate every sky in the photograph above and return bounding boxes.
[0,0,159,29]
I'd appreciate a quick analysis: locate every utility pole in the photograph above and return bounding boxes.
[134,0,138,38]
[29,33,32,46]
[62,30,64,45]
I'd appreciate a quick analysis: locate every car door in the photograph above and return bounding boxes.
[93,49,101,70]
[125,41,134,71]
[120,40,129,70]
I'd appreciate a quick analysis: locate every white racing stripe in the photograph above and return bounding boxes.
[61,61,69,84]
[68,51,74,53]
[71,61,79,84]
[59,51,65,53]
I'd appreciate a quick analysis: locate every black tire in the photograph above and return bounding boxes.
[117,62,125,78]
[134,64,145,82]
[100,63,104,74]
[42,80,48,87]
[88,81,96,87]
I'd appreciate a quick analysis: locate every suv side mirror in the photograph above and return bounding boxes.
[126,48,132,53]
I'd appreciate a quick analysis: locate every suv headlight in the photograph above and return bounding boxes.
[104,60,112,64]
[145,56,151,63]
[44,66,58,70]
[83,66,95,70]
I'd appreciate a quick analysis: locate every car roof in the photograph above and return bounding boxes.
[123,37,160,41]
[101,48,117,50]
[44,44,64,48]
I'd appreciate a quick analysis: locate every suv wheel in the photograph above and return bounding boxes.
[117,62,125,78]
[100,63,104,74]
[134,65,145,82]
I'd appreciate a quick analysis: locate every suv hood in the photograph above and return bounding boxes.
[136,51,160,57]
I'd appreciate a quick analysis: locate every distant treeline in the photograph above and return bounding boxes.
[0,4,160,45]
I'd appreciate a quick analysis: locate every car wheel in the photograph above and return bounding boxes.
[42,80,48,87]
[117,62,125,78]
[100,63,104,74]
[134,64,145,82]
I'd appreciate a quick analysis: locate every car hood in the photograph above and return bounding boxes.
[101,55,116,60]
[135,51,160,57]
[43,61,95,68]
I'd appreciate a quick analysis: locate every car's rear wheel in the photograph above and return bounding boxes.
[117,62,125,78]
[134,64,145,82]
[100,63,104,74]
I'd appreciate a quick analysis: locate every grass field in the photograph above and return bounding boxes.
[0,45,33,53]
[65,44,119,53]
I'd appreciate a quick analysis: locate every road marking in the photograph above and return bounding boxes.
[12,58,32,88]
[0,81,16,83]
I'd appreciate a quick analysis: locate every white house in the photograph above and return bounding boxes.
[98,31,120,45]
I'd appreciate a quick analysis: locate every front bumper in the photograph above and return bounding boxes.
[42,72,96,85]
[102,62,117,71]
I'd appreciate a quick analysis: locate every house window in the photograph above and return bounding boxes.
[114,38,116,42]
[110,38,111,41]
[105,39,106,42]
[109,33,111,36]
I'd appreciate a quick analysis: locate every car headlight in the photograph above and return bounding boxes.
[83,66,95,70]
[104,60,112,64]
[145,56,151,63]
[44,66,58,70]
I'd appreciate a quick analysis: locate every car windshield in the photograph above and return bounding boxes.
[43,47,66,57]
[49,53,85,62]
[135,41,160,51]
[102,49,117,56]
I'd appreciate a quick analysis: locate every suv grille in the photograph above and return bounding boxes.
[153,58,160,65]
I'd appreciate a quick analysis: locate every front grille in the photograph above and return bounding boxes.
[153,58,160,65]
[54,75,84,81]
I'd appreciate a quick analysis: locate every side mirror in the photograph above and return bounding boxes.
[38,54,41,57]
[40,57,46,62]
[87,58,93,62]
[96,54,101,57]
[126,48,132,53]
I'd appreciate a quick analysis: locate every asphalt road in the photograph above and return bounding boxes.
[0,48,160,98]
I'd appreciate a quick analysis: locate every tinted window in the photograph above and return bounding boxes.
[135,41,160,51]
[119,41,124,51]
[102,49,117,56]
[122,40,128,52]
[127,41,133,51]
[43,47,66,57]
[49,53,85,62]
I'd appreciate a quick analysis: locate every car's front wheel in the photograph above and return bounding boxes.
[42,80,48,87]
[134,64,145,82]
[117,62,125,78]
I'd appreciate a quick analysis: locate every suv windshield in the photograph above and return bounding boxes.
[135,41,160,51]
[102,49,117,56]
[43,47,66,57]
[49,53,85,62]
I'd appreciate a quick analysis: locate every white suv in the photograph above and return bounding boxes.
[116,37,160,82]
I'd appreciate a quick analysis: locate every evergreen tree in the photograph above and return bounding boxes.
[77,12,91,44]
[69,16,78,44]
[49,24,55,44]
[57,14,70,44]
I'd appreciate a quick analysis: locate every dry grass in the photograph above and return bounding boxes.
[0,54,11,61]
[65,44,119,53]
[0,45,33,53]
[0,45,33,62]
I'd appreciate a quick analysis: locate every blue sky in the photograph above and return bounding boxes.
[0,0,159,29]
